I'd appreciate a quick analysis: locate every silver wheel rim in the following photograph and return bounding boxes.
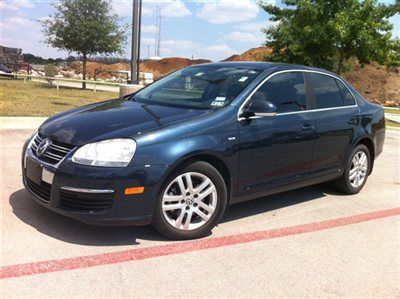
[162,172,218,231]
[349,151,368,188]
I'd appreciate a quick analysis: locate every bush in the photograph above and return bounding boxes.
[44,64,58,77]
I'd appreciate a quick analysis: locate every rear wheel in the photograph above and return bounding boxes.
[334,144,371,194]
[153,161,227,240]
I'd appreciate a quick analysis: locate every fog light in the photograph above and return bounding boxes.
[125,186,145,195]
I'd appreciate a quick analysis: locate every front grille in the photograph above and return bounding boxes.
[59,190,114,213]
[31,134,74,165]
[26,178,51,202]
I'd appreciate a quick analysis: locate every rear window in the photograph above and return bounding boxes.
[336,79,356,106]
[309,73,343,109]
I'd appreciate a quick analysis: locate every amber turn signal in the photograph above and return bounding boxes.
[124,186,145,195]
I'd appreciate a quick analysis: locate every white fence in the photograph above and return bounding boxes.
[1,73,150,93]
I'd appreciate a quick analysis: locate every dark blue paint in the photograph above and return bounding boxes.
[22,62,386,226]
[237,112,317,195]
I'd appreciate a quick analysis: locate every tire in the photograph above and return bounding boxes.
[153,161,227,240]
[334,144,371,194]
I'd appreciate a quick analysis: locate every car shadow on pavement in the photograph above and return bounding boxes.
[9,189,165,246]
[9,183,345,246]
[221,183,345,224]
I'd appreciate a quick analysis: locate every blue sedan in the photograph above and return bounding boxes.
[22,62,385,239]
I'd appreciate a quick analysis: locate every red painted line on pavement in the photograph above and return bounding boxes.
[2,207,399,279]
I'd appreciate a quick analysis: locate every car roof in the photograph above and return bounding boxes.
[188,61,338,76]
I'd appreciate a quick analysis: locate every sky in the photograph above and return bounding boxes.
[1,0,399,61]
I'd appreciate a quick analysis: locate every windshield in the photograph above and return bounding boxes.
[133,65,262,109]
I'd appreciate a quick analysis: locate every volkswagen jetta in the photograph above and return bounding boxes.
[22,62,385,239]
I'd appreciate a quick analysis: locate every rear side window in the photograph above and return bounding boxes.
[336,79,356,106]
[309,73,343,109]
[252,72,307,113]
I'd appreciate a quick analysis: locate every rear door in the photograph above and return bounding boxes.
[307,72,359,176]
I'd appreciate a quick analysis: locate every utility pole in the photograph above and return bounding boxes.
[155,7,161,57]
[130,0,142,84]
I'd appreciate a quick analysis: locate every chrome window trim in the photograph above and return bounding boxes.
[237,69,358,121]
[61,186,115,194]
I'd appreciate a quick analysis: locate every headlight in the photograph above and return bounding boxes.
[72,139,137,167]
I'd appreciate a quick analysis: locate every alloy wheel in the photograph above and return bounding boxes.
[161,172,218,231]
[349,151,368,188]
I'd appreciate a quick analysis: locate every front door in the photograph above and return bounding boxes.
[237,71,316,196]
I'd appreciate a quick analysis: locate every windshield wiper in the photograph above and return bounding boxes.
[119,93,135,101]
[127,94,136,101]
[141,104,162,126]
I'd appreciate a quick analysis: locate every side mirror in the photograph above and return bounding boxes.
[243,99,278,118]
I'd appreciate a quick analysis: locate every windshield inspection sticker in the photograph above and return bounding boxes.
[211,101,224,107]
[238,76,248,82]
[211,97,226,107]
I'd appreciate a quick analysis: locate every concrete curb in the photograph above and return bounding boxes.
[385,113,400,124]
[0,117,47,130]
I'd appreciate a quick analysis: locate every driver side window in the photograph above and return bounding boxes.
[252,72,307,114]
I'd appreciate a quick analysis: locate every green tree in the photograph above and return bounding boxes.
[260,0,400,74]
[385,38,400,67]
[42,0,126,89]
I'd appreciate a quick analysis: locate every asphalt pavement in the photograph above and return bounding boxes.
[1,126,399,298]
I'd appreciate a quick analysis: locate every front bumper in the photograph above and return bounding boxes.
[22,140,169,226]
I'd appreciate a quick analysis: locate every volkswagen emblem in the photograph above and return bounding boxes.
[36,138,52,157]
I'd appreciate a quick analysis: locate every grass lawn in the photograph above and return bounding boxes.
[0,78,118,116]
[384,108,400,115]
[386,119,400,128]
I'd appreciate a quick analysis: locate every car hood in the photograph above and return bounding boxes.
[39,99,211,145]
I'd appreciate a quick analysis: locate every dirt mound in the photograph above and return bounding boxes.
[224,47,272,62]
[66,58,211,80]
[344,59,400,106]
[224,54,240,61]
[68,61,130,79]
[141,57,211,79]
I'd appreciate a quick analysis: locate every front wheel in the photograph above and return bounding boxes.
[153,161,227,240]
[334,144,371,194]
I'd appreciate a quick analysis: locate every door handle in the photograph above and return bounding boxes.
[301,123,315,131]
